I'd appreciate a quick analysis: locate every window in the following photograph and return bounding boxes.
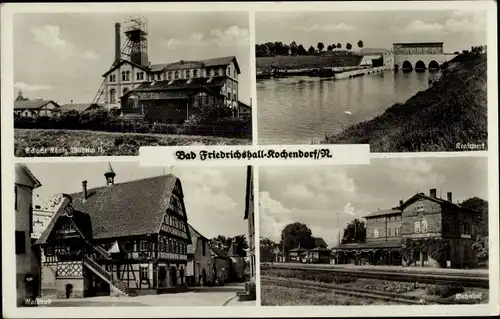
[463,222,470,234]
[121,71,130,81]
[373,228,379,238]
[122,87,129,96]
[168,239,172,252]
[193,70,198,78]
[15,186,18,211]
[136,72,144,80]
[15,231,25,254]
[175,71,179,79]
[388,228,392,237]
[140,240,148,251]
[234,69,237,78]
[110,89,116,103]
[219,68,224,76]
[167,72,172,80]
[227,67,230,76]
[109,74,116,82]
[124,241,133,252]
[185,70,190,78]
[414,221,421,233]
[140,266,148,280]
[202,240,206,256]
[227,92,231,100]
[46,246,54,256]
[210,69,215,77]
[174,240,178,254]
[159,238,164,251]
[394,227,399,236]
[416,203,425,213]
[421,220,428,233]
[233,93,236,101]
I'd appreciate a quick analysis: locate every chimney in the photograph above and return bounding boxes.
[429,188,437,198]
[399,200,403,206]
[115,23,121,64]
[82,180,88,200]
[70,100,73,104]
[447,192,452,202]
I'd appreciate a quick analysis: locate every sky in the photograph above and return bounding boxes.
[256,10,487,53]
[27,162,249,240]
[259,157,489,247]
[14,12,251,105]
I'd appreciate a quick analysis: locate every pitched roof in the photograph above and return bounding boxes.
[364,209,402,219]
[15,163,42,188]
[289,246,308,253]
[239,101,251,110]
[312,237,328,248]
[60,103,103,112]
[150,56,240,74]
[132,77,226,92]
[187,224,207,255]
[36,174,191,243]
[102,59,150,77]
[14,100,60,110]
[400,193,478,214]
[309,246,331,252]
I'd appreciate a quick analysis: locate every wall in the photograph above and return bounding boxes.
[41,263,57,297]
[191,239,213,285]
[393,54,457,69]
[213,258,231,282]
[55,278,84,299]
[401,199,443,238]
[366,214,403,242]
[442,205,478,268]
[15,166,40,306]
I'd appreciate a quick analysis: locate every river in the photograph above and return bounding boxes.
[257,70,440,145]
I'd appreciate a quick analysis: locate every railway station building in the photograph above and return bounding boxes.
[332,189,485,269]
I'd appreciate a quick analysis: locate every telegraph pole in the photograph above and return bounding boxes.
[337,211,340,264]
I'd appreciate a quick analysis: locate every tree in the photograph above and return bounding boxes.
[211,235,232,252]
[346,43,352,50]
[297,44,307,55]
[341,219,366,243]
[337,43,342,49]
[327,45,333,51]
[232,234,249,257]
[461,197,488,235]
[289,41,298,55]
[357,40,364,49]
[260,237,279,262]
[472,235,488,260]
[307,45,315,55]
[279,222,315,256]
[317,42,324,52]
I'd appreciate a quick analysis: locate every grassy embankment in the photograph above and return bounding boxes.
[14,129,251,157]
[261,267,488,306]
[256,55,362,71]
[322,50,488,151]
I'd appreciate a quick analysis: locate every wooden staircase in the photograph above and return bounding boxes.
[83,254,130,297]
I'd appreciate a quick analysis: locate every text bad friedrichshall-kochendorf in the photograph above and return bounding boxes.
[175,149,334,161]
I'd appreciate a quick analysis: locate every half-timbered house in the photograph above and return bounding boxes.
[35,165,192,298]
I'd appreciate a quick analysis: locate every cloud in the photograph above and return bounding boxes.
[31,25,99,60]
[402,17,485,34]
[259,191,292,240]
[294,23,354,32]
[14,81,53,92]
[165,25,249,49]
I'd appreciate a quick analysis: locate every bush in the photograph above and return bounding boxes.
[425,284,465,298]
[263,268,357,284]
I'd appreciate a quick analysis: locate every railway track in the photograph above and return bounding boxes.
[261,276,426,305]
[265,264,489,288]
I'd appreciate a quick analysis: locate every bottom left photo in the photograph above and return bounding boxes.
[14,162,256,307]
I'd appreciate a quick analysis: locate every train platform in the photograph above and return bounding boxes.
[269,262,489,277]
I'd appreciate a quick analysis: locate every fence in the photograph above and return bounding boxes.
[14,117,252,139]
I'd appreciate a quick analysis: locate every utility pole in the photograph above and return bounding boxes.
[337,211,340,264]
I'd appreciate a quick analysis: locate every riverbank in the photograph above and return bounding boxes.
[14,129,251,157]
[256,55,362,72]
[322,49,487,152]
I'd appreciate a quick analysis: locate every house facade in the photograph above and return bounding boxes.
[288,246,308,262]
[210,246,232,284]
[186,224,214,286]
[14,100,61,119]
[35,165,192,298]
[244,166,256,281]
[15,164,42,306]
[334,189,483,268]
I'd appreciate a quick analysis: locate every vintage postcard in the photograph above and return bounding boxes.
[14,162,255,307]
[11,11,253,157]
[259,157,490,306]
[256,10,489,151]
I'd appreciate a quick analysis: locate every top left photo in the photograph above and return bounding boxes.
[12,11,252,157]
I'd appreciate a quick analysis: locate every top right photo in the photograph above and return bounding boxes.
[255,10,489,152]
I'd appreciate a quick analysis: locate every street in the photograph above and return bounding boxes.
[38,283,256,307]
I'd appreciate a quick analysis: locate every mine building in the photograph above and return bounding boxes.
[14,90,61,119]
[35,164,192,298]
[332,189,484,269]
[93,16,242,123]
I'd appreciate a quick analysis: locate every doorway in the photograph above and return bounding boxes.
[170,267,177,286]
[65,284,73,299]
[158,267,167,287]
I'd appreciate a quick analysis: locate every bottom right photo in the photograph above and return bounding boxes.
[259,157,489,306]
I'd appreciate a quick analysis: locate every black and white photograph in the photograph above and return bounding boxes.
[256,10,488,151]
[13,11,252,157]
[259,157,489,305]
[15,163,256,307]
